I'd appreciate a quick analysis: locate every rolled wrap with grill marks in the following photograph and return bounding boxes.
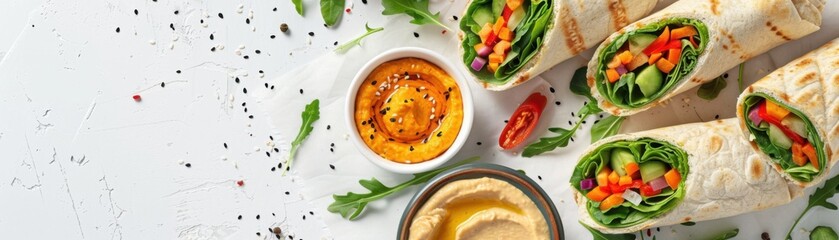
[458,0,657,91]
[737,38,839,188]
[572,119,797,233]
[587,0,824,116]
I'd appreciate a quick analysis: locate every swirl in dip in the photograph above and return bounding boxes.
[408,177,549,240]
[354,58,463,164]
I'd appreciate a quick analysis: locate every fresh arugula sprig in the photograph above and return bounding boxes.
[785,175,839,240]
[320,0,345,26]
[335,23,384,53]
[281,99,320,176]
[582,223,635,240]
[382,0,450,30]
[328,156,479,220]
[292,0,303,15]
[811,226,838,240]
[522,67,624,157]
[737,62,745,91]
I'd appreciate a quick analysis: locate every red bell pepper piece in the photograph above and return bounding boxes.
[643,26,670,56]
[650,40,682,56]
[757,101,806,144]
[630,179,644,189]
[609,183,627,194]
[484,32,499,48]
[502,6,513,21]
[640,184,661,196]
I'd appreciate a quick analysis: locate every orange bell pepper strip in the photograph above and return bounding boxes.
[765,100,790,120]
[506,0,523,11]
[643,26,670,56]
[493,40,512,55]
[607,55,622,68]
[606,69,620,83]
[586,186,612,202]
[619,175,633,186]
[656,58,675,74]
[791,142,807,166]
[802,143,819,169]
[498,27,513,41]
[670,26,698,40]
[493,18,507,35]
[618,51,634,65]
[599,193,625,211]
[664,169,681,190]
[668,48,682,64]
[757,101,806,144]
[488,53,504,64]
[596,167,612,186]
[608,171,620,185]
[624,162,639,177]
[648,52,662,65]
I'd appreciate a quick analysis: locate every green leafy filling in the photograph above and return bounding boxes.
[460,0,553,84]
[595,18,709,108]
[742,94,826,182]
[570,138,689,228]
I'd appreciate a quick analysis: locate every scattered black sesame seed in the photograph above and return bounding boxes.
[714,114,720,119]
[257,232,261,236]
[134,9,138,15]
[255,49,261,54]
[453,15,459,20]
[571,112,575,117]
[570,137,575,142]
[256,215,260,220]
[161,82,166,88]
[271,85,275,90]
[538,175,542,180]
[299,89,303,94]
[568,121,573,126]
[582,121,587,124]
[224,143,228,148]
[504,119,509,123]
[274,148,280,153]
[477,142,482,146]
[302,215,306,220]
[308,32,314,36]
[243,88,248,94]
[549,87,555,93]
[243,55,249,59]
[244,108,248,113]
[330,143,335,147]
[176,70,181,74]
[174,10,179,15]
[249,115,254,119]
[413,32,419,38]
[330,148,334,152]
[115,27,120,33]
[555,101,561,106]
[235,77,240,83]
[185,163,191,167]
[210,47,216,52]
[333,41,338,46]
[327,125,331,130]
[323,23,328,28]
[246,18,251,24]
[266,151,271,157]
[309,211,314,215]
[270,35,276,39]
[265,83,269,88]
[284,191,290,195]
[724,73,729,78]
[362,0,367,4]
[218,13,224,18]
[169,23,175,31]
[210,33,214,40]
[238,215,242,220]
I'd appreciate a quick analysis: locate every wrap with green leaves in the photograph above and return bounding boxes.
[458,0,656,91]
[736,38,839,188]
[572,119,796,233]
[588,0,824,116]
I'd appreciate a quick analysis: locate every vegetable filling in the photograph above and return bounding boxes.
[595,18,708,108]
[460,0,552,84]
[743,95,826,182]
[571,138,688,228]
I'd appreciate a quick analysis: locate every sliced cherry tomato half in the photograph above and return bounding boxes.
[499,92,547,149]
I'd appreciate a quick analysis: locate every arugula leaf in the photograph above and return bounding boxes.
[785,174,839,240]
[570,66,596,102]
[811,226,839,240]
[381,0,450,30]
[591,115,625,143]
[707,229,739,240]
[582,223,635,240]
[697,75,727,100]
[737,62,745,91]
[292,0,303,15]
[681,221,696,226]
[523,126,578,157]
[320,0,345,26]
[328,156,479,220]
[281,99,320,176]
[334,23,384,53]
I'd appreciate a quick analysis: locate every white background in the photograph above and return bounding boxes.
[1,0,838,240]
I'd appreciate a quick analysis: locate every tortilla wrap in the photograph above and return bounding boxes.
[736,38,839,188]
[459,0,657,91]
[588,0,824,116]
[574,119,797,233]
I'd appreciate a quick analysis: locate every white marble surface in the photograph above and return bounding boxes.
[1,0,838,240]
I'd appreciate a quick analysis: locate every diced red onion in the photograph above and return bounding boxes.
[622,189,642,205]
[616,64,628,75]
[477,46,492,57]
[648,177,669,191]
[471,57,487,71]
[580,178,596,190]
[748,105,763,125]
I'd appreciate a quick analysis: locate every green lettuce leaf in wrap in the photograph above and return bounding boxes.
[571,138,689,228]
[742,95,826,182]
[595,18,709,109]
[460,0,552,84]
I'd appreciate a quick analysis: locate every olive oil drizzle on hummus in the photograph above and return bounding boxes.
[434,198,524,240]
[354,58,463,163]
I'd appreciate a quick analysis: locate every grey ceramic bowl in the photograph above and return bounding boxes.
[397,163,564,239]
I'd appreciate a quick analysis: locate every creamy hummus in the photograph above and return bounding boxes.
[354,58,463,163]
[408,177,549,240]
